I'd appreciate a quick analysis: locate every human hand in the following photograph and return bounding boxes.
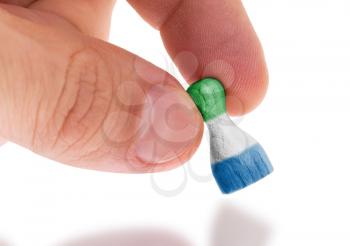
[0,0,268,173]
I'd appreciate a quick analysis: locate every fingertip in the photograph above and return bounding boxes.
[157,0,269,116]
[226,57,269,116]
[131,83,204,171]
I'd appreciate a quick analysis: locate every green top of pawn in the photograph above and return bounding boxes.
[187,78,226,122]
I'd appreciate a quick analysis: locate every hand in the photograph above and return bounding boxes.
[0,0,268,173]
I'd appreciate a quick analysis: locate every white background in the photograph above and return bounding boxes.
[1,0,350,245]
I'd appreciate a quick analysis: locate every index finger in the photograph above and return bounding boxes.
[128,0,268,115]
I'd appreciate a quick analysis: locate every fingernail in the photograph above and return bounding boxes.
[134,84,202,164]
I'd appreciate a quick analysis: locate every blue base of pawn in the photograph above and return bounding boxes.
[211,144,273,194]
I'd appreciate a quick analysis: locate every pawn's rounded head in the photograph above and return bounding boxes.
[187,78,226,121]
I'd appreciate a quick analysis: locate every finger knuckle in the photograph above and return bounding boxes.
[40,47,114,158]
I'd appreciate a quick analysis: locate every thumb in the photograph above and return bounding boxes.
[0,6,203,172]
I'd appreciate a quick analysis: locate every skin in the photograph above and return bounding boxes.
[0,0,268,173]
